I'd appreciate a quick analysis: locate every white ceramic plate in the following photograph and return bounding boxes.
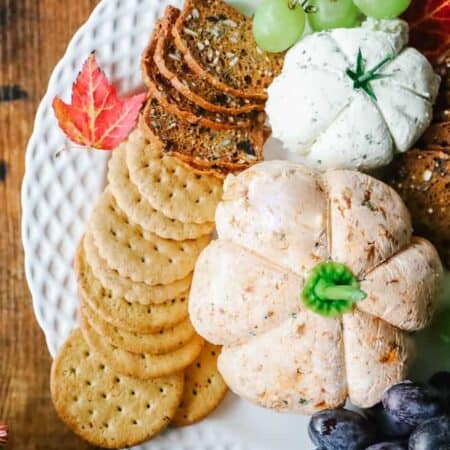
[22,0,450,449]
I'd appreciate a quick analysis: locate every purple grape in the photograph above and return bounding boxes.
[428,372,450,413]
[408,415,450,450]
[365,443,407,450]
[382,382,443,427]
[366,403,414,438]
[308,409,376,450]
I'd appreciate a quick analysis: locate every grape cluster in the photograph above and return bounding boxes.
[250,0,412,53]
[308,372,450,450]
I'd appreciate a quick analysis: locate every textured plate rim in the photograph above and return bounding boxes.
[21,0,114,355]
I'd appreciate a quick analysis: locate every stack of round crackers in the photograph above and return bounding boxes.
[51,130,228,448]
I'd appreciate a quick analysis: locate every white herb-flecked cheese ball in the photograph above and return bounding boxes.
[266,19,441,171]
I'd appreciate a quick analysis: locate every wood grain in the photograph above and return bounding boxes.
[0,1,100,448]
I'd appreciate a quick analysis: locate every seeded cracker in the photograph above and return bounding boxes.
[81,300,196,355]
[108,135,214,240]
[83,231,193,305]
[173,343,228,427]
[80,313,205,379]
[126,135,224,223]
[50,329,184,448]
[173,0,284,100]
[151,5,264,115]
[88,189,210,284]
[75,244,189,333]
[143,11,256,130]
[139,95,265,173]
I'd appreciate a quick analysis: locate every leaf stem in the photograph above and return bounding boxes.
[53,143,87,159]
[314,279,367,302]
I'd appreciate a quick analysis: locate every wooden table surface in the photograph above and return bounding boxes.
[0,1,101,448]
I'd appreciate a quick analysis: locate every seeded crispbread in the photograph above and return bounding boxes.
[172,0,284,100]
[173,343,228,427]
[80,313,205,380]
[108,136,214,240]
[152,6,264,115]
[387,149,450,268]
[83,231,193,305]
[126,133,224,223]
[81,300,196,355]
[50,329,184,448]
[88,189,210,284]
[142,10,255,130]
[176,158,241,178]
[420,121,450,151]
[139,95,265,173]
[75,243,189,334]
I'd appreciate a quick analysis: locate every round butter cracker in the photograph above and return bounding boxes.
[80,314,205,379]
[108,138,214,241]
[126,130,223,224]
[75,244,189,334]
[173,343,228,427]
[50,329,184,449]
[83,231,192,305]
[88,189,210,285]
[81,300,196,355]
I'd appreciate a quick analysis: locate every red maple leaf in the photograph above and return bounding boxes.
[403,0,450,63]
[53,53,146,150]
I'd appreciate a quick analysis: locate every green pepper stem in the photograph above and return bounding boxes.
[314,280,367,302]
[354,54,393,86]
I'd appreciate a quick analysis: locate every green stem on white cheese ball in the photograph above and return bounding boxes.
[346,49,393,101]
[301,261,367,317]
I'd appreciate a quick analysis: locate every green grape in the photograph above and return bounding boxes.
[308,0,361,31]
[253,0,306,53]
[225,0,257,17]
[352,0,411,19]
[434,309,450,344]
